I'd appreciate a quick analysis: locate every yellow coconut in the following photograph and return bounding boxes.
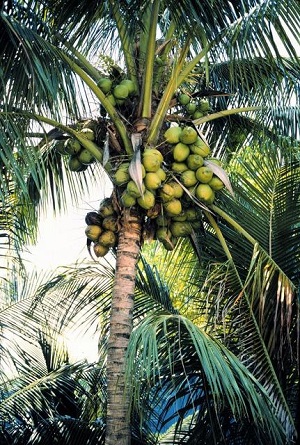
[190,137,211,157]
[171,162,188,173]
[159,183,175,202]
[142,154,161,172]
[172,142,190,162]
[208,176,225,191]
[156,167,167,181]
[180,170,198,187]
[187,154,204,170]
[137,190,156,210]
[195,166,214,183]
[169,181,184,198]
[195,184,215,204]
[164,126,183,144]
[144,172,162,190]
[180,126,198,145]
[85,225,102,242]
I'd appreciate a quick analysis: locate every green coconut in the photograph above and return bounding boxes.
[120,79,136,95]
[79,128,95,141]
[199,99,210,112]
[68,155,86,172]
[185,102,197,115]
[114,163,131,185]
[78,149,95,165]
[121,191,136,207]
[98,230,117,248]
[64,138,82,155]
[113,84,129,99]
[172,142,190,162]
[178,93,190,105]
[180,170,198,187]
[93,243,109,258]
[187,154,204,170]
[126,180,145,198]
[208,176,225,191]
[85,225,102,242]
[144,172,162,190]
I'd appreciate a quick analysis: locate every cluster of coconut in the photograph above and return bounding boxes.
[54,128,97,172]
[107,124,225,252]
[177,94,210,120]
[85,197,119,258]
[97,77,137,107]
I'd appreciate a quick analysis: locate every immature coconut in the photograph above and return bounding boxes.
[195,184,215,204]
[78,149,95,165]
[120,79,136,95]
[172,142,190,162]
[85,224,102,242]
[113,84,129,100]
[80,128,95,141]
[180,170,198,187]
[144,172,162,190]
[97,77,113,94]
[68,155,87,172]
[179,126,198,145]
[93,243,109,258]
[185,102,197,115]
[137,189,155,210]
[170,221,192,237]
[164,126,182,144]
[178,93,190,105]
[164,198,182,217]
[196,166,214,183]
[64,138,82,155]
[208,176,225,191]
[121,191,136,207]
[98,230,117,248]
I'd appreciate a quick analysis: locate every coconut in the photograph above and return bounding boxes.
[85,224,102,242]
[97,77,113,93]
[156,227,174,250]
[156,214,170,227]
[68,155,86,172]
[99,198,115,218]
[195,184,215,204]
[178,93,190,105]
[187,154,204,170]
[172,142,190,162]
[98,230,117,248]
[199,99,210,112]
[54,140,68,155]
[78,149,95,165]
[185,208,200,221]
[121,191,136,207]
[170,221,192,237]
[180,126,198,145]
[114,163,131,185]
[137,190,155,210]
[144,172,162,190]
[126,180,145,198]
[180,170,198,187]
[164,126,182,144]
[113,84,129,99]
[190,137,211,157]
[169,181,184,198]
[80,128,95,141]
[192,110,204,119]
[172,211,187,222]
[102,216,118,232]
[171,162,188,173]
[159,183,175,202]
[93,243,109,258]
[120,79,136,95]
[185,102,197,115]
[64,138,82,155]
[196,166,214,183]
[156,167,167,181]
[208,176,225,191]
[142,154,161,173]
[163,198,182,216]
[143,148,164,163]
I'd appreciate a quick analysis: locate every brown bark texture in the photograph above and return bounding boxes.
[105,208,142,445]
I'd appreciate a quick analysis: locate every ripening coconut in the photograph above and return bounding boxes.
[102,216,118,232]
[98,230,117,248]
[163,198,182,216]
[93,243,109,258]
[144,172,162,190]
[172,142,190,162]
[85,225,102,242]
[97,77,113,94]
[164,126,183,144]
[98,198,115,218]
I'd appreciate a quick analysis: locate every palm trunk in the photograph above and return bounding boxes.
[105,207,142,445]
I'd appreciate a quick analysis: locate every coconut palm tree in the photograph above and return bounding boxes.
[1,0,300,444]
